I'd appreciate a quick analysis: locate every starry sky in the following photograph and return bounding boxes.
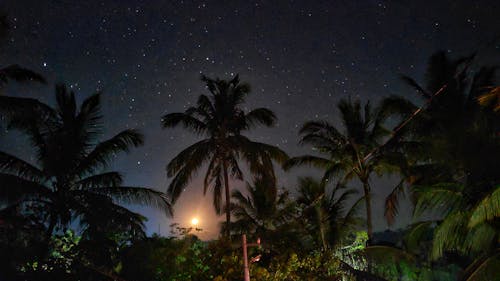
[0,0,499,239]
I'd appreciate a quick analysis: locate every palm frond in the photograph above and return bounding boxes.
[404,221,436,252]
[283,155,331,170]
[0,64,46,85]
[0,151,45,181]
[400,75,431,100]
[462,250,500,281]
[413,183,464,218]
[384,179,406,226]
[167,139,212,177]
[244,107,277,128]
[431,211,468,259]
[87,186,172,216]
[77,172,123,189]
[0,173,51,204]
[469,186,500,227]
[76,129,144,175]
[161,112,207,135]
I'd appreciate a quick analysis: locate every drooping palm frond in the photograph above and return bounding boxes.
[244,107,277,128]
[404,221,436,253]
[166,140,213,203]
[0,151,45,182]
[384,179,406,226]
[283,155,332,171]
[87,186,172,216]
[76,172,123,189]
[413,183,464,218]
[431,211,469,259]
[461,249,500,281]
[161,112,208,135]
[75,129,144,176]
[469,186,500,227]
[0,64,46,86]
[0,173,51,204]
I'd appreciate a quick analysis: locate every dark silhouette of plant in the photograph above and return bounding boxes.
[162,75,288,236]
[0,84,171,240]
[296,176,363,250]
[220,174,301,254]
[285,98,406,242]
[391,51,500,280]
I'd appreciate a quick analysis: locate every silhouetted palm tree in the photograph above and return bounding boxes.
[285,98,406,242]
[0,84,170,239]
[296,176,362,250]
[396,51,500,280]
[221,175,296,244]
[162,75,288,236]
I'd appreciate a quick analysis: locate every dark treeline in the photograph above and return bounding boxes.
[1,15,500,281]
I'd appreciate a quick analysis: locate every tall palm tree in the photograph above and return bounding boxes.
[162,75,288,236]
[221,174,300,253]
[397,51,500,281]
[0,84,170,239]
[296,176,362,250]
[285,98,406,242]
[223,175,295,236]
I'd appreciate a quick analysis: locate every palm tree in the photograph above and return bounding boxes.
[0,84,171,240]
[223,175,295,235]
[162,75,288,236]
[394,51,500,280]
[221,174,300,253]
[285,98,405,242]
[296,176,362,250]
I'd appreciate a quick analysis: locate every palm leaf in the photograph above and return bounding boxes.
[0,173,51,204]
[161,112,207,135]
[87,186,171,216]
[413,183,464,218]
[0,151,45,181]
[469,186,500,227]
[76,129,144,175]
[77,172,123,189]
[245,107,276,128]
[384,179,406,226]
[0,64,46,85]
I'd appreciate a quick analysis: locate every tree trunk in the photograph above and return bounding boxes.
[223,160,231,238]
[362,179,373,274]
[316,205,328,250]
[362,180,373,243]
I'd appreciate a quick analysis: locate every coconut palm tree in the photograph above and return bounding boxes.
[0,84,171,239]
[220,174,300,253]
[285,98,406,242]
[162,75,288,236]
[393,51,500,280]
[296,176,363,250]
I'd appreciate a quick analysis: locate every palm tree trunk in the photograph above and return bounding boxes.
[362,180,373,243]
[316,205,328,250]
[362,179,373,274]
[223,160,231,238]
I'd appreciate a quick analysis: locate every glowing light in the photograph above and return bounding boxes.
[191,217,199,226]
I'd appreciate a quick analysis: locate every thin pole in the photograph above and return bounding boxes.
[242,234,250,281]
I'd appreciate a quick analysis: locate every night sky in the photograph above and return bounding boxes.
[1,0,499,239]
